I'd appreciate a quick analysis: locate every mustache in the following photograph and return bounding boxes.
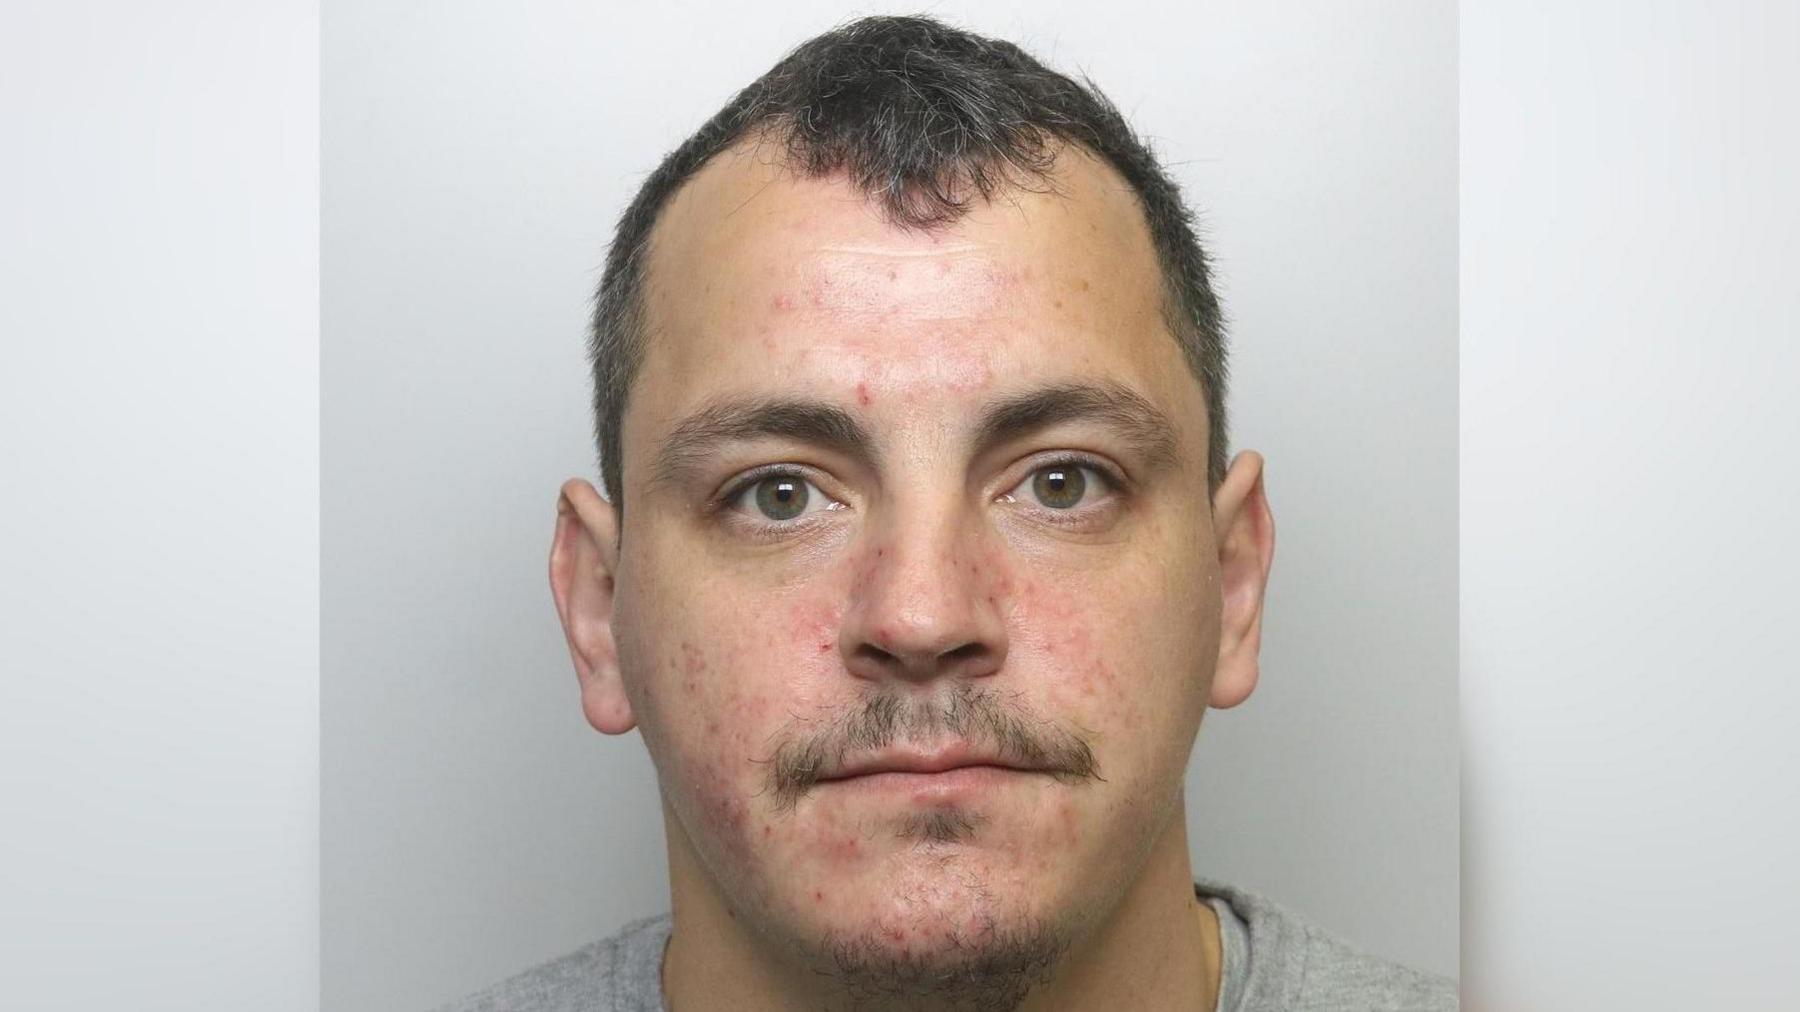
[759,684,1103,812]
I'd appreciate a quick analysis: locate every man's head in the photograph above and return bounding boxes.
[550,15,1275,1008]
[589,15,1231,510]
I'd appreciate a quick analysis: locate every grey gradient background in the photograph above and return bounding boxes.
[321,2,1456,1009]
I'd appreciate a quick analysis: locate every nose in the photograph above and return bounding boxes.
[839,505,1009,686]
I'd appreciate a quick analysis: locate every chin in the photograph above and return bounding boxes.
[793,886,1073,1012]
[785,854,1043,954]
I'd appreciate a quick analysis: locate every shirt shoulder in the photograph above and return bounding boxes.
[1199,878,1458,1012]
[433,913,672,1012]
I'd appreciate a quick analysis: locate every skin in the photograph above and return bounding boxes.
[549,138,1276,1011]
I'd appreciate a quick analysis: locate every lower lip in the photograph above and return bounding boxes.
[820,765,1031,799]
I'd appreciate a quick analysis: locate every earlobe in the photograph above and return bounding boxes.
[549,478,636,735]
[1207,451,1276,710]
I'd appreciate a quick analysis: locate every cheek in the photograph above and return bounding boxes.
[1013,556,1212,750]
[1015,578,1135,723]
[630,589,850,850]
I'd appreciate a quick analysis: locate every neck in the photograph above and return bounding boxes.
[661,798,1220,1012]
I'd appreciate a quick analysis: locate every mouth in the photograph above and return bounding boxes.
[817,744,1044,787]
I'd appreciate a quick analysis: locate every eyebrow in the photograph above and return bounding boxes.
[972,381,1181,473]
[649,397,877,491]
[647,380,1181,492]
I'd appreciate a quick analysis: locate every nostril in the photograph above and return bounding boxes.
[854,643,898,665]
[939,642,987,665]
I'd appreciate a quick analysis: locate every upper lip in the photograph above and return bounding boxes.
[820,744,1034,781]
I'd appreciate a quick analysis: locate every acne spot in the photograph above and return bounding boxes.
[772,293,793,311]
[855,381,872,406]
[818,641,832,654]
[680,642,706,676]
[813,889,824,903]
[886,268,898,281]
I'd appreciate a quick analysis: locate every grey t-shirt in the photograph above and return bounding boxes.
[440,878,1457,1011]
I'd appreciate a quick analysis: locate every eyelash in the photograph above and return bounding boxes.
[710,453,1128,536]
[1000,453,1125,522]
[713,464,841,537]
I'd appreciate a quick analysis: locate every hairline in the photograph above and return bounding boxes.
[609,138,1216,513]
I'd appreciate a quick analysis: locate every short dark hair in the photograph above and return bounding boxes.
[589,14,1229,510]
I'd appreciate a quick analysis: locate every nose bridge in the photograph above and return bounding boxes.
[843,485,1006,678]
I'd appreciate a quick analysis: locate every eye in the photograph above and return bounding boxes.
[729,471,837,522]
[1005,462,1111,510]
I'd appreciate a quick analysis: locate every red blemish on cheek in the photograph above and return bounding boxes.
[813,889,824,903]
[855,381,872,406]
[681,643,706,676]
[772,293,793,311]
[818,641,832,653]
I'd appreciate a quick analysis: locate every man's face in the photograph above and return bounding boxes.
[607,142,1227,968]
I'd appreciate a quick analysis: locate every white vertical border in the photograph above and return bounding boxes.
[1462,1,1799,1007]
[0,2,319,1008]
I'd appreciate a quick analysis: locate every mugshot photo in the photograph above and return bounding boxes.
[321,3,1457,1009]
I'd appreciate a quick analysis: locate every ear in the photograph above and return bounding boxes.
[549,478,635,734]
[1207,451,1276,709]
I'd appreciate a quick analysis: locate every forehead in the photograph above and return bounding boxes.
[626,138,1203,469]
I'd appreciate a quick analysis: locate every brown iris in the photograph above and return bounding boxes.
[1032,466,1086,509]
[753,475,809,520]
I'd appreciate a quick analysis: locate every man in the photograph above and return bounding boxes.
[452,15,1455,1012]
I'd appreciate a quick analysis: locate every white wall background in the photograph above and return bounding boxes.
[321,2,1458,1008]
[4,3,318,1009]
